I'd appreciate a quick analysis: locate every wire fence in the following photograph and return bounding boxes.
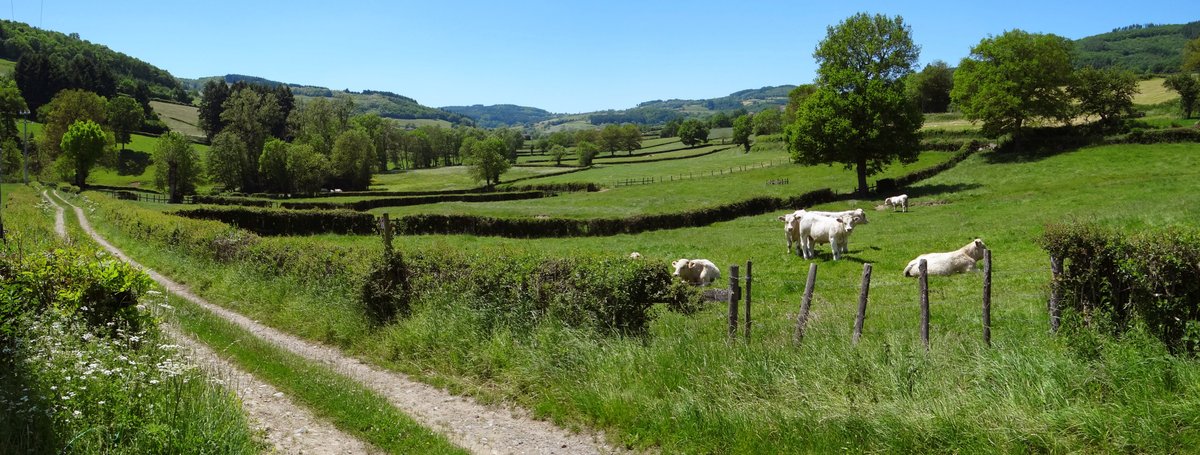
[612,159,791,187]
[94,189,193,204]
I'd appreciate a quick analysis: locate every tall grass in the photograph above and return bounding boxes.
[1,185,261,454]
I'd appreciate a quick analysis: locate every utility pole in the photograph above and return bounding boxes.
[20,109,29,185]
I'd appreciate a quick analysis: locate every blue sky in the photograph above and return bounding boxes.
[12,1,1196,113]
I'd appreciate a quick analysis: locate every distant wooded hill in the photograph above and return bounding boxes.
[178,74,473,126]
[440,104,555,129]
[1075,20,1200,73]
[0,19,187,101]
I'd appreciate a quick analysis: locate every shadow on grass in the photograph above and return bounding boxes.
[904,182,983,199]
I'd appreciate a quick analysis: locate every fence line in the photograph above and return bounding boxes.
[95,189,193,204]
[612,159,791,187]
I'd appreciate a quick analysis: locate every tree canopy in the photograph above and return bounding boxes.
[1068,67,1139,124]
[677,119,710,147]
[464,136,511,187]
[786,12,923,195]
[951,30,1075,138]
[732,114,753,152]
[153,131,201,202]
[59,119,109,186]
[1164,74,1199,118]
[908,60,954,113]
[107,95,144,149]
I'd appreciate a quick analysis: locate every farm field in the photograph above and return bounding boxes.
[77,137,1200,452]
[149,100,205,139]
[369,165,568,192]
[371,150,953,219]
[1134,77,1179,105]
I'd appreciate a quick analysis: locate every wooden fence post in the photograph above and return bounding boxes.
[983,249,992,347]
[1049,256,1062,333]
[853,263,872,346]
[744,261,752,342]
[919,259,930,351]
[793,263,818,345]
[728,265,740,341]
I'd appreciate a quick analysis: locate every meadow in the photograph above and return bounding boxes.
[76,128,1200,452]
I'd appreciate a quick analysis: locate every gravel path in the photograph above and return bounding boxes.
[48,191,380,454]
[54,191,625,455]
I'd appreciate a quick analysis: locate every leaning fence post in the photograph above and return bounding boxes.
[793,263,818,345]
[379,213,394,257]
[1049,256,1062,333]
[983,249,993,347]
[744,261,752,342]
[853,263,872,346]
[919,259,930,351]
[728,265,740,341]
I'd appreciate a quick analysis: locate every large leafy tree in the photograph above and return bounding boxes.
[197,79,230,140]
[732,114,753,152]
[290,96,353,157]
[752,108,783,135]
[14,53,66,116]
[37,89,108,161]
[786,13,923,196]
[784,84,816,124]
[206,130,251,191]
[107,95,145,150]
[0,77,29,142]
[951,30,1075,139]
[1163,74,1199,119]
[258,139,292,194]
[620,123,641,155]
[463,136,511,186]
[600,124,624,156]
[677,119,709,147]
[59,120,110,186]
[1068,67,1139,124]
[153,131,201,202]
[287,143,330,194]
[330,128,375,190]
[908,60,954,113]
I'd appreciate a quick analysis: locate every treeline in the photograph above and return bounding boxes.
[1075,20,1200,74]
[441,104,555,128]
[192,80,531,193]
[0,20,188,108]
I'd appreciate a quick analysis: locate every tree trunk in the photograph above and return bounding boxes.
[856,158,869,196]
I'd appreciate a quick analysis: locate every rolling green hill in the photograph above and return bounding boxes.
[1075,20,1200,73]
[440,104,555,128]
[178,74,474,126]
[0,19,187,101]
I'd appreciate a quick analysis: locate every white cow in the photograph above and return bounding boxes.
[903,239,988,277]
[778,208,868,255]
[798,213,857,260]
[629,252,642,259]
[671,258,721,285]
[884,194,909,212]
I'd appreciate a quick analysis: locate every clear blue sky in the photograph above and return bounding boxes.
[12,1,1196,113]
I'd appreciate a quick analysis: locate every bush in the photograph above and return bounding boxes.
[360,252,411,325]
[174,206,377,236]
[1040,222,1200,354]
[1108,127,1200,145]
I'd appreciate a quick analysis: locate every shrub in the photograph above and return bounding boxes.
[191,195,275,207]
[360,252,411,325]
[1041,222,1200,354]
[174,206,377,236]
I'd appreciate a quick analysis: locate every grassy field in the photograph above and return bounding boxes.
[370,151,953,219]
[88,132,212,191]
[0,58,15,76]
[86,140,1200,452]
[369,165,567,192]
[149,100,205,139]
[1134,77,1179,105]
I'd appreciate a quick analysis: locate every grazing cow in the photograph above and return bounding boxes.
[778,208,868,255]
[799,213,856,260]
[629,252,642,259]
[671,258,722,285]
[885,194,909,212]
[903,239,988,277]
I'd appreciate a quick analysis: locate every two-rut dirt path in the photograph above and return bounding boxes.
[48,191,623,455]
[43,191,380,454]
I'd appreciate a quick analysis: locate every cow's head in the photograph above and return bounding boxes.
[671,259,690,276]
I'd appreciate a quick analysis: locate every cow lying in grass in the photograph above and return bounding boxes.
[903,239,988,277]
[671,258,721,285]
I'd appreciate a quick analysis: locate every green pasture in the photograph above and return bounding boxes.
[1134,77,1178,105]
[88,132,212,191]
[371,151,952,219]
[369,165,566,192]
[328,142,1200,452]
[0,58,14,76]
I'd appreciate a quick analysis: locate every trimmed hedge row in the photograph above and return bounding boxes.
[279,190,553,211]
[174,206,377,236]
[601,146,733,165]
[395,189,836,238]
[193,195,275,207]
[1107,127,1200,145]
[1041,222,1200,354]
[88,192,676,337]
[86,184,162,194]
[890,140,983,189]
